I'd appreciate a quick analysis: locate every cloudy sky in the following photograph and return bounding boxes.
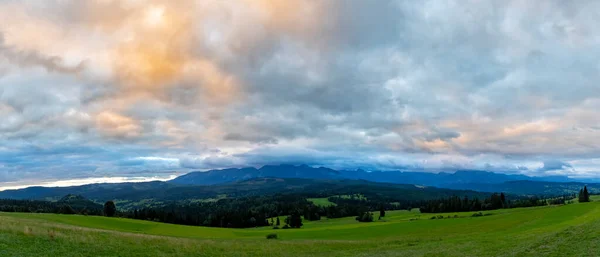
[1,0,600,188]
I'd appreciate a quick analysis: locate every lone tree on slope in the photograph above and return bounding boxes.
[379,207,386,219]
[104,201,117,217]
[582,186,591,202]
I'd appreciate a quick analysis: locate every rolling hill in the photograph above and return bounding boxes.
[0,178,497,210]
[2,200,599,256]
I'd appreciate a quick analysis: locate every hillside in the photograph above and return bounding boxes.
[2,201,600,256]
[0,178,495,210]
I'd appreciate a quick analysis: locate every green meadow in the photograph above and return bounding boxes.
[307,197,337,206]
[2,202,600,256]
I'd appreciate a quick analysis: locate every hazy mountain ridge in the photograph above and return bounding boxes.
[0,165,596,205]
[170,164,580,187]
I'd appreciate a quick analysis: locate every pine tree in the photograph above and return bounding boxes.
[583,186,590,202]
[579,189,584,202]
[276,217,280,226]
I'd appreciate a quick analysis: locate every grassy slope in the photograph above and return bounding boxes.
[307,197,337,206]
[2,203,600,256]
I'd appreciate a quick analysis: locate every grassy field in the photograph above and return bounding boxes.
[2,202,600,256]
[307,197,337,206]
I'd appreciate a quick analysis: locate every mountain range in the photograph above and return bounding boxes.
[0,164,596,206]
[170,164,582,189]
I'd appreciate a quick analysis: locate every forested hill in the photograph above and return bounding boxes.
[0,178,494,207]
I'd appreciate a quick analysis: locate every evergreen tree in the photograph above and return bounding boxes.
[579,189,584,202]
[103,201,116,217]
[583,186,590,202]
[276,217,280,226]
[287,212,303,228]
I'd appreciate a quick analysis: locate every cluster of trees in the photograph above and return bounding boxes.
[327,195,406,213]
[302,205,321,221]
[284,212,303,228]
[419,193,507,213]
[355,212,374,222]
[579,186,591,202]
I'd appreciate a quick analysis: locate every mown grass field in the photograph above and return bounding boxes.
[2,202,600,256]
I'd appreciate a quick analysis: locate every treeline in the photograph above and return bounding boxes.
[418,193,576,213]
[0,198,103,215]
[327,196,406,213]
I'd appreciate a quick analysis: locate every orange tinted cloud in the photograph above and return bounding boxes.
[95,111,142,139]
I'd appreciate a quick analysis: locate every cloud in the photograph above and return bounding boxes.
[1,0,600,186]
[0,33,85,74]
[95,111,142,139]
[539,160,574,172]
[0,175,178,191]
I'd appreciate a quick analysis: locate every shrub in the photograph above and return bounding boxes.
[430,216,436,219]
[472,212,483,217]
[356,212,374,222]
[436,215,444,219]
[266,233,278,239]
[282,224,290,229]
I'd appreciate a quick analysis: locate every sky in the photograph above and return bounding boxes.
[1,0,600,189]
